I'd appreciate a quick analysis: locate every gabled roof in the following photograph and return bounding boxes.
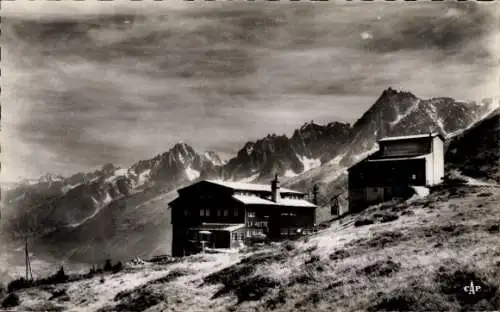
[378,132,445,143]
[204,180,305,194]
[232,194,316,208]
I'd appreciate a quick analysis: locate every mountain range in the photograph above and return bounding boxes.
[1,87,498,270]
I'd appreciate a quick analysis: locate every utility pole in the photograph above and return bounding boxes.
[25,235,33,281]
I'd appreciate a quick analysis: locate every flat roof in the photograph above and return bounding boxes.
[378,132,445,143]
[366,154,427,162]
[232,194,316,208]
[189,223,246,232]
[205,180,304,194]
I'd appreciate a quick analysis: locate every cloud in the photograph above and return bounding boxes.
[1,1,498,181]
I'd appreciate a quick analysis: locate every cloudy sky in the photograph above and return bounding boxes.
[1,0,499,181]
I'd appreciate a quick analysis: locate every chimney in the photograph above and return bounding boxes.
[312,184,319,205]
[271,173,281,203]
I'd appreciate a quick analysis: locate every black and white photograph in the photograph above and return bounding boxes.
[0,0,499,311]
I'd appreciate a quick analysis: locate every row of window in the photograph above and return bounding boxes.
[185,207,240,217]
[248,221,268,228]
[231,233,245,241]
[247,228,265,237]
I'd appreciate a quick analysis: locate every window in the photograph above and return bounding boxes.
[184,209,189,216]
[232,233,238,240]
[223,209,229,217]
[239,233,245,240]
[247,212,256,218]
[200,208,210,217]
[412,174,417,180]
[217,209,221,217]
[234,207,239,217]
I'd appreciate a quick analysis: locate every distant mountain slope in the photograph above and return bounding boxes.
[445,108,500,183]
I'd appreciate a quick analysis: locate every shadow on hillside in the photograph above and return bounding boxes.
[97,268,193,312]
[368,260,500,312]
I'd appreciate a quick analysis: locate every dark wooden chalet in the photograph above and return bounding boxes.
[169,175,317,257]
[348,132,445,212]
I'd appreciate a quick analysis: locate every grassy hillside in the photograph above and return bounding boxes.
[3,184,499,311]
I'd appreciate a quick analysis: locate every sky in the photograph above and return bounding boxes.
[1,0,499,182]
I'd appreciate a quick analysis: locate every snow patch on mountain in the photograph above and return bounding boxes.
[297,154,321,172]
[284,169,298,178]
[238,172,260,183]
[105,168,129,183]
[103,192,113,206]
[61,183,82,193]
[390,99,420,126]
[137,169,151,186]
[352,144,379,163]
[327,153,347,166]
[204,151,227,166]
[427,104,447,135]
[185,167,200,181]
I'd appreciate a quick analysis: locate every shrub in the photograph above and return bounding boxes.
[265,288,287,310]
[361,259,401,278]
[487,224,499,233]
[329,249,350,261]
[104,259,113,272]
[7,277,32,293]
[354,218,374,227]
[105,287,166,312]
[283,241,295,252]
[111,262,123,274]
[378,213,399,223]
[305,255,320,265]
[2,292,20,308]
[49,289,69,302]
[234,276,280,304]
[477,192,493,197]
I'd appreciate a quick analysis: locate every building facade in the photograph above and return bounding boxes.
[348,133,445,212]
[169,176,317,257]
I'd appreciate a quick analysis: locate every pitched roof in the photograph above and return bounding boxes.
[205,180,304,194]
[378,132,445,143]
[232,194,316,208]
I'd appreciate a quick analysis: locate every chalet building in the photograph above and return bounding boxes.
[348,132,445,212]
[169,175,317,257]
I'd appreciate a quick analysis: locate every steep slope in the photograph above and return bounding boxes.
[446,108,500,183]
[6,185,499,312]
